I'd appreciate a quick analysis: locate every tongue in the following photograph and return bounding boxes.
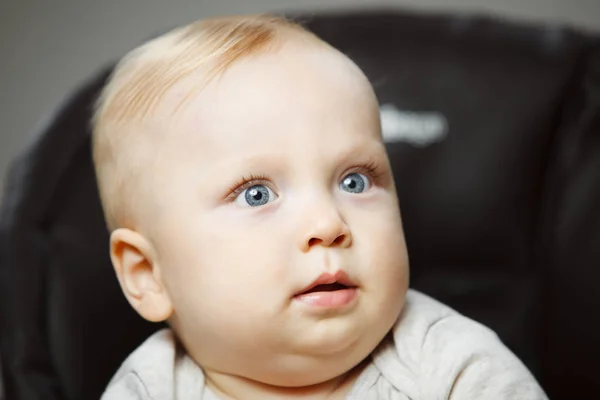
[303,283,347,294]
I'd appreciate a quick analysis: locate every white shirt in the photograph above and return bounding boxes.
[102,290,548,399]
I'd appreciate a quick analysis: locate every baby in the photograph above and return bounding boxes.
[93,14,547,400]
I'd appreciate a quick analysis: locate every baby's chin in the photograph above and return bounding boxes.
[230,351,368,389]
[246,316,399,387]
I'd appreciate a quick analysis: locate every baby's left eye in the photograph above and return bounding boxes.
[339,172,371,194]
[234,184,277,207]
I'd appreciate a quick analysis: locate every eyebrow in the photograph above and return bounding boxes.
[212,153,288,174]
[331,139,387,164]
[210,138,386,177]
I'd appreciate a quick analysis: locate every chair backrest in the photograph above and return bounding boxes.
[1,10,599,400]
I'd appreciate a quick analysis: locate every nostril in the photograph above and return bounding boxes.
[333,234,348,246]
[306,234,350,249]
[308,238,322,247]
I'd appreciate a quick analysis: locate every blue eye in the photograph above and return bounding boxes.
[340,172,370,193]
[235,184,277,207]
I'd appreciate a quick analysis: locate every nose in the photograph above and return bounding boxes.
[299,198,352,252]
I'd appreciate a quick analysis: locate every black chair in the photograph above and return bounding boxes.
[1,9,599,399]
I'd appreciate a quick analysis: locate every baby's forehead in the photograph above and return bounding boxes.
[156,69,380,165]
[133,34,381,173]
[160,43,373,125]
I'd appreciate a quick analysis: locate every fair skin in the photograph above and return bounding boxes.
[109,36,409,400]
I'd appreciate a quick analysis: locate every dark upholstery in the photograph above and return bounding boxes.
[1,9,599,399]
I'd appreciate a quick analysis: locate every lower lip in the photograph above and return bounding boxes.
[294,288,358,308]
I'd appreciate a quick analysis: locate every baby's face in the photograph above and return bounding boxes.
[147,41,409,385]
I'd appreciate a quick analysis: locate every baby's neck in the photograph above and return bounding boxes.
[204,360,368,400]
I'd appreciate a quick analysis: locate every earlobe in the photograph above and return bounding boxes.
[110,228,173,322]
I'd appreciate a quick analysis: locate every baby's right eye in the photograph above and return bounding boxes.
[234,184,277,207]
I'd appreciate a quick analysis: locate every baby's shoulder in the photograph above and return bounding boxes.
[389,289,504,363]
[369,289,548,399]
[102,329,178,399]
[393,289,496,342]
[102,329,206,400]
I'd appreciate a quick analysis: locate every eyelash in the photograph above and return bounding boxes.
[345,160,384,184]
[226,174,271,201]
[225,160,385,201]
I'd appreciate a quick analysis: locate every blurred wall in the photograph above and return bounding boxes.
[1,0,600,200]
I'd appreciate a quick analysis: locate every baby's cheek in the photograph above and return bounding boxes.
[373,205,407,252]
[366,208,409,284]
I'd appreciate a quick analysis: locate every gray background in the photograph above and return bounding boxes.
[1,0,600,201]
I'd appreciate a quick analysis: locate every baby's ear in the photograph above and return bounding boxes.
[109,228,173,322]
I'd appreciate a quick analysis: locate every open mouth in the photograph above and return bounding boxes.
[295,270,357,296]
[300,282,350,294]
[293,271,358,308]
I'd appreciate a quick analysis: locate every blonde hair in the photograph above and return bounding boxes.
[92,14,319,231]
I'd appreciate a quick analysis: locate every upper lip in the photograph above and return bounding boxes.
[295,270,357,296]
